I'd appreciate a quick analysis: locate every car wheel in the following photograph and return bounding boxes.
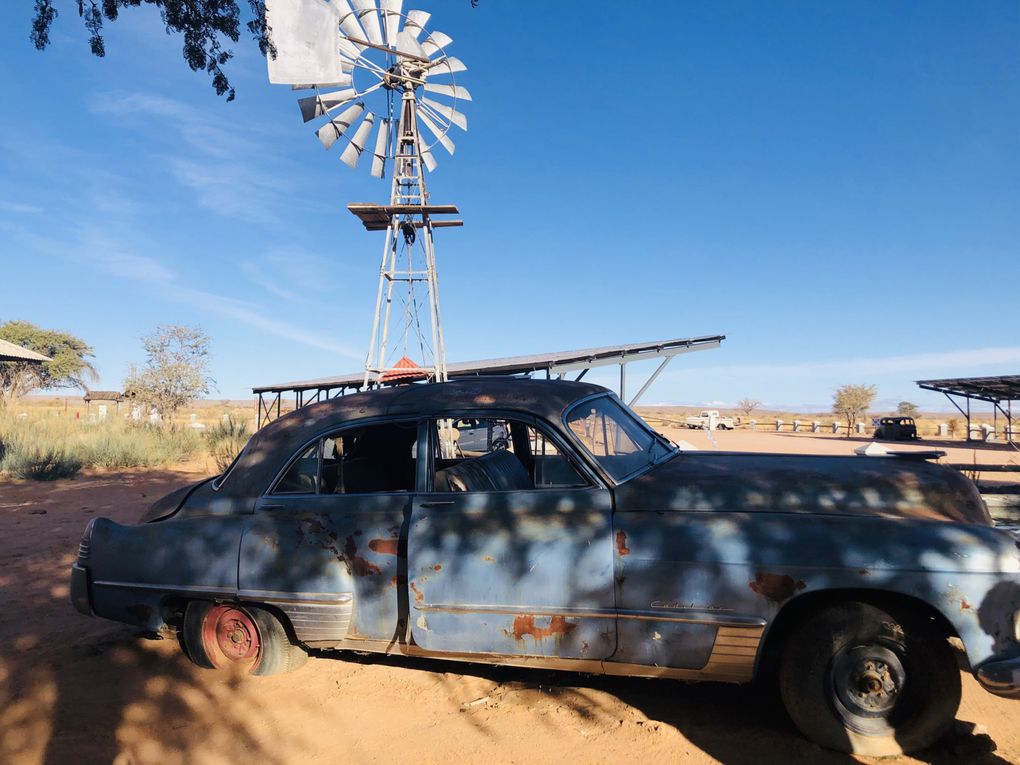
[182,601,307,676]
[778,601,960,756]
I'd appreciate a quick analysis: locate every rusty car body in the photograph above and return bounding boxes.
[874,416,920,441]
[71,379,1020,755]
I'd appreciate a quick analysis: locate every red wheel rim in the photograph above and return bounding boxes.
[201,605,261,670]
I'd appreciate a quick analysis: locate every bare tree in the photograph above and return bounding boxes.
[123,325,214,420]
[832,384,877,436]
[736,398,762,418]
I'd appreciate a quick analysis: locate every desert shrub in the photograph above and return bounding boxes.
[1,439,83,480]
[206,416,251,473]
[0,416,202,479]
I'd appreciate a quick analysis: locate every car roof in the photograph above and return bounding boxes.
[220,378,608,496]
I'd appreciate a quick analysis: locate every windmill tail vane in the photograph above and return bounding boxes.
[264,0,470,387]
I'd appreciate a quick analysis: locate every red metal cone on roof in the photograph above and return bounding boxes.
[380,355,428,383]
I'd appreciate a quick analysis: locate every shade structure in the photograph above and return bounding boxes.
[0,338,50,363]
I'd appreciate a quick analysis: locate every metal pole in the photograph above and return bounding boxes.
[628,356,673,407]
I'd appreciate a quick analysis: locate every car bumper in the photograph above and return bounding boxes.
[976,657,1020,699]
[70,563,93,616]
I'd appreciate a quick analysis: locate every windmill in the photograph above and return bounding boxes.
[265,0,470,387]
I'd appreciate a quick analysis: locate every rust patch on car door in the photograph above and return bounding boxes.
[749,572,805,603]
[506,615,577,641]
[368,538,399,556]
[615,530,630,556]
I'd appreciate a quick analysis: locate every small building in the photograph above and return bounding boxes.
[83,390,125,415]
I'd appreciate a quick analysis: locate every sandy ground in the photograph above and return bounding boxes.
[2,431,1019,765]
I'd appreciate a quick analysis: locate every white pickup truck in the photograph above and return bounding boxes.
[683,410,736,430]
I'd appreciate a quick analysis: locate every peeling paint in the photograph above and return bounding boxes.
[749,572,805,603]
[344,535,382,577]
[481,555,495,563]
[432,564,442,571]
[416,614,429,631]
[410,581,424,603]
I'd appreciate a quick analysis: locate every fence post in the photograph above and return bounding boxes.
[832,422,840,434]
[812,421,820,433]
[856,422,866,434]
[775,419,784,432]
[749,419,756,431]
[937,422,948,437]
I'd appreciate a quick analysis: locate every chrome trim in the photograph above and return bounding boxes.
[91,580,236,596]
[334,625,765,684]
[237,589,353,605]
[416,602,765,628]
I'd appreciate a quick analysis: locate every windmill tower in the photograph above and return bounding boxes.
[266,0,469,387]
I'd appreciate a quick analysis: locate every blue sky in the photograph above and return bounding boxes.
[0,1,1017,411]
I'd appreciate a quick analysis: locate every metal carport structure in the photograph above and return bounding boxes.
[916,375,1020,444]
[254,335,725,427]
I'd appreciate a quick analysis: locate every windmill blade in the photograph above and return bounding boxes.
[395,30,428,60]
[416,109,455,156]
[340,112,377,168]
[338,37,364,61]
[430,56,467,76]
[315,102,365,149]
[420,143,438,173]
[331,0,367,50]
[380,0,403,46]
[298,88,358,122]
[352,0,384,46]
[421,97,467,131]
[422,31,453,58]
[265,0,348,85]
[423,82,472,102]
[370,117,391,178]
[291,74,353,91]
[403,9,430,39]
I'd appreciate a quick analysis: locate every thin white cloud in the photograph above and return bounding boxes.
[89,92,259,158]
[667,346,1020,381]
[0,200,44,215]
[72,227,361,360]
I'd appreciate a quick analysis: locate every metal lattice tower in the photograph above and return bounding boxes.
[265,0,470,387]
[362,85,450,387]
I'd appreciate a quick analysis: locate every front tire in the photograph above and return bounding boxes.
[182,601,307,676]
[778,601,960,756]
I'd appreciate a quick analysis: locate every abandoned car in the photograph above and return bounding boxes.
[71,379,1020,755]
[874,416,920,441]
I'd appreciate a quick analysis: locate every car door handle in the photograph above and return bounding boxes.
[420,500,455,507]
[260,503,284,511]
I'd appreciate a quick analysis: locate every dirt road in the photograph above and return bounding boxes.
[2,437,1018,765]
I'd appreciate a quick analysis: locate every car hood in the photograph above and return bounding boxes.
[615,451,991,525]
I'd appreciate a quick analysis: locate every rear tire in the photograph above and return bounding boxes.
[778,601,959,756]
[181,601,307,676]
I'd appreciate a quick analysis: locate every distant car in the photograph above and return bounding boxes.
[875,416,919,441]
[70,379,1020,756]
[683,410,736,430]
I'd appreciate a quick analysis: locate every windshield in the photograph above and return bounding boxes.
[564,395,674,481]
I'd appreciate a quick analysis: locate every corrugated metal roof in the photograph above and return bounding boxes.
[254,335,725,393]
[0,338,51,363]
[917,375,1020,403]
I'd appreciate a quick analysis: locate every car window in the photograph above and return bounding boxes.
[431,417,588,491]
[565,395,673,482]
[271,420,418,495]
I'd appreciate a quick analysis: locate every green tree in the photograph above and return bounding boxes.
[0,320,97,408]
[832,383,877,436]
[896,401,920,419]
[123,325,214,419]
[30,1,478,101]
[31,0,271,101]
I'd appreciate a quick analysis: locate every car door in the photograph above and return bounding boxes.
[237,418,419,647]
[407,414,616,662]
